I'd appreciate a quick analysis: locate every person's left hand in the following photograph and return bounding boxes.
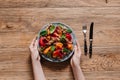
[70,40,81,67]
[29,37,40,61]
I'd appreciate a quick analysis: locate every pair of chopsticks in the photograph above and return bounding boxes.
[82,22,94,58]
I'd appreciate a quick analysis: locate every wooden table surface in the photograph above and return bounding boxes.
[0,0,120,80]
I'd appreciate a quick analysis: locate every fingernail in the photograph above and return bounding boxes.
[74,45,77,49]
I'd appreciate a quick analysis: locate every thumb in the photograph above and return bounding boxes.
[74,45,78,54]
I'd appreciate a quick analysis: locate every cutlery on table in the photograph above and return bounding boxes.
[82,25,88,56]
[89,22,94,58]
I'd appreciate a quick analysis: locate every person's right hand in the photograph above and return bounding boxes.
[29,37,40,61]
[70,41,85,80]
[70,40,82,67]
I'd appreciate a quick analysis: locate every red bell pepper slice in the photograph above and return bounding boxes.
[39,37,46,47]
[66,33,72,41]
[53,49,63,58]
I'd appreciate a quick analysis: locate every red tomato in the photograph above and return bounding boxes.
[54,26,59,33]
[53,50,59,58]
[53,49,63,58]
[66,33,72,41]
[39,37,46,47]
[50,33,57,37]
[58,52,63,59]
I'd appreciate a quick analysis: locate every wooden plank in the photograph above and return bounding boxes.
[0,4,119,80]
[0,28,120,48]
[0,0,119,8]
[0,8,120,21]
[84,71,120,80]
[0,45,120,55]
[0,31,119,49]
[0,32,35,48]
[0,8,120,48]
[0,71,120,80]
[0,49,120,72]
[0,71,33,80]
[45,71,120,80]
[0,8,119,30]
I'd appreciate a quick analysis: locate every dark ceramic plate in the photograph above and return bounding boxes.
[37,22,76,62]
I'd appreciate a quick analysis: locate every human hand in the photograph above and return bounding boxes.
[29,37,40,61]
[70,40,81,67]
[29,37,46,80]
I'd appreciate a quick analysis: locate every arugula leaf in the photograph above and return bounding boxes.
[46,52,52,58]
[61,34,66,38]
[40,30,47,36]
[60,34,66,43]
[40,47,45,52]
[63,48,70,53]
[49,25,56,34]
[51,46,55,52]
[66,29,72,33]
[58,24,63,28]
[60,38,66,43]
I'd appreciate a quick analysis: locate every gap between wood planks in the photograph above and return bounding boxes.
[105,0,108,3]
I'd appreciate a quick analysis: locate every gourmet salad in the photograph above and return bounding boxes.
[38,24,73,59]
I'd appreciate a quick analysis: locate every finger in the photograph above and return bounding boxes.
[30,36,37,47]
[37,56,40,61]
[37,53,40,60]
[76,40,82,57]
[76,40,80,47]
[30,37,36,46]
[35,37,38,46]
[74,45,78,54]
[33,36,38,46]
[34,40,38,49]
[76,40,81,52]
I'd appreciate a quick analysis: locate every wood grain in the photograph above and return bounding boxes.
[0,45,120,80]
[0,0,120,80]
[0,0,119,8]
[0,48,120,71]
[0,8,120,48]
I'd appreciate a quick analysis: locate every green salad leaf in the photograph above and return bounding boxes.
[58,24,63,28]
[63,48,70,53]
[49,25,56,34]
[66,29,72,33]
[46,52,52,58]
[40,47,45,52]
[60,34,66,43]
[51,46,55,52]
[61,34,66,39]
[40,30,47,36]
